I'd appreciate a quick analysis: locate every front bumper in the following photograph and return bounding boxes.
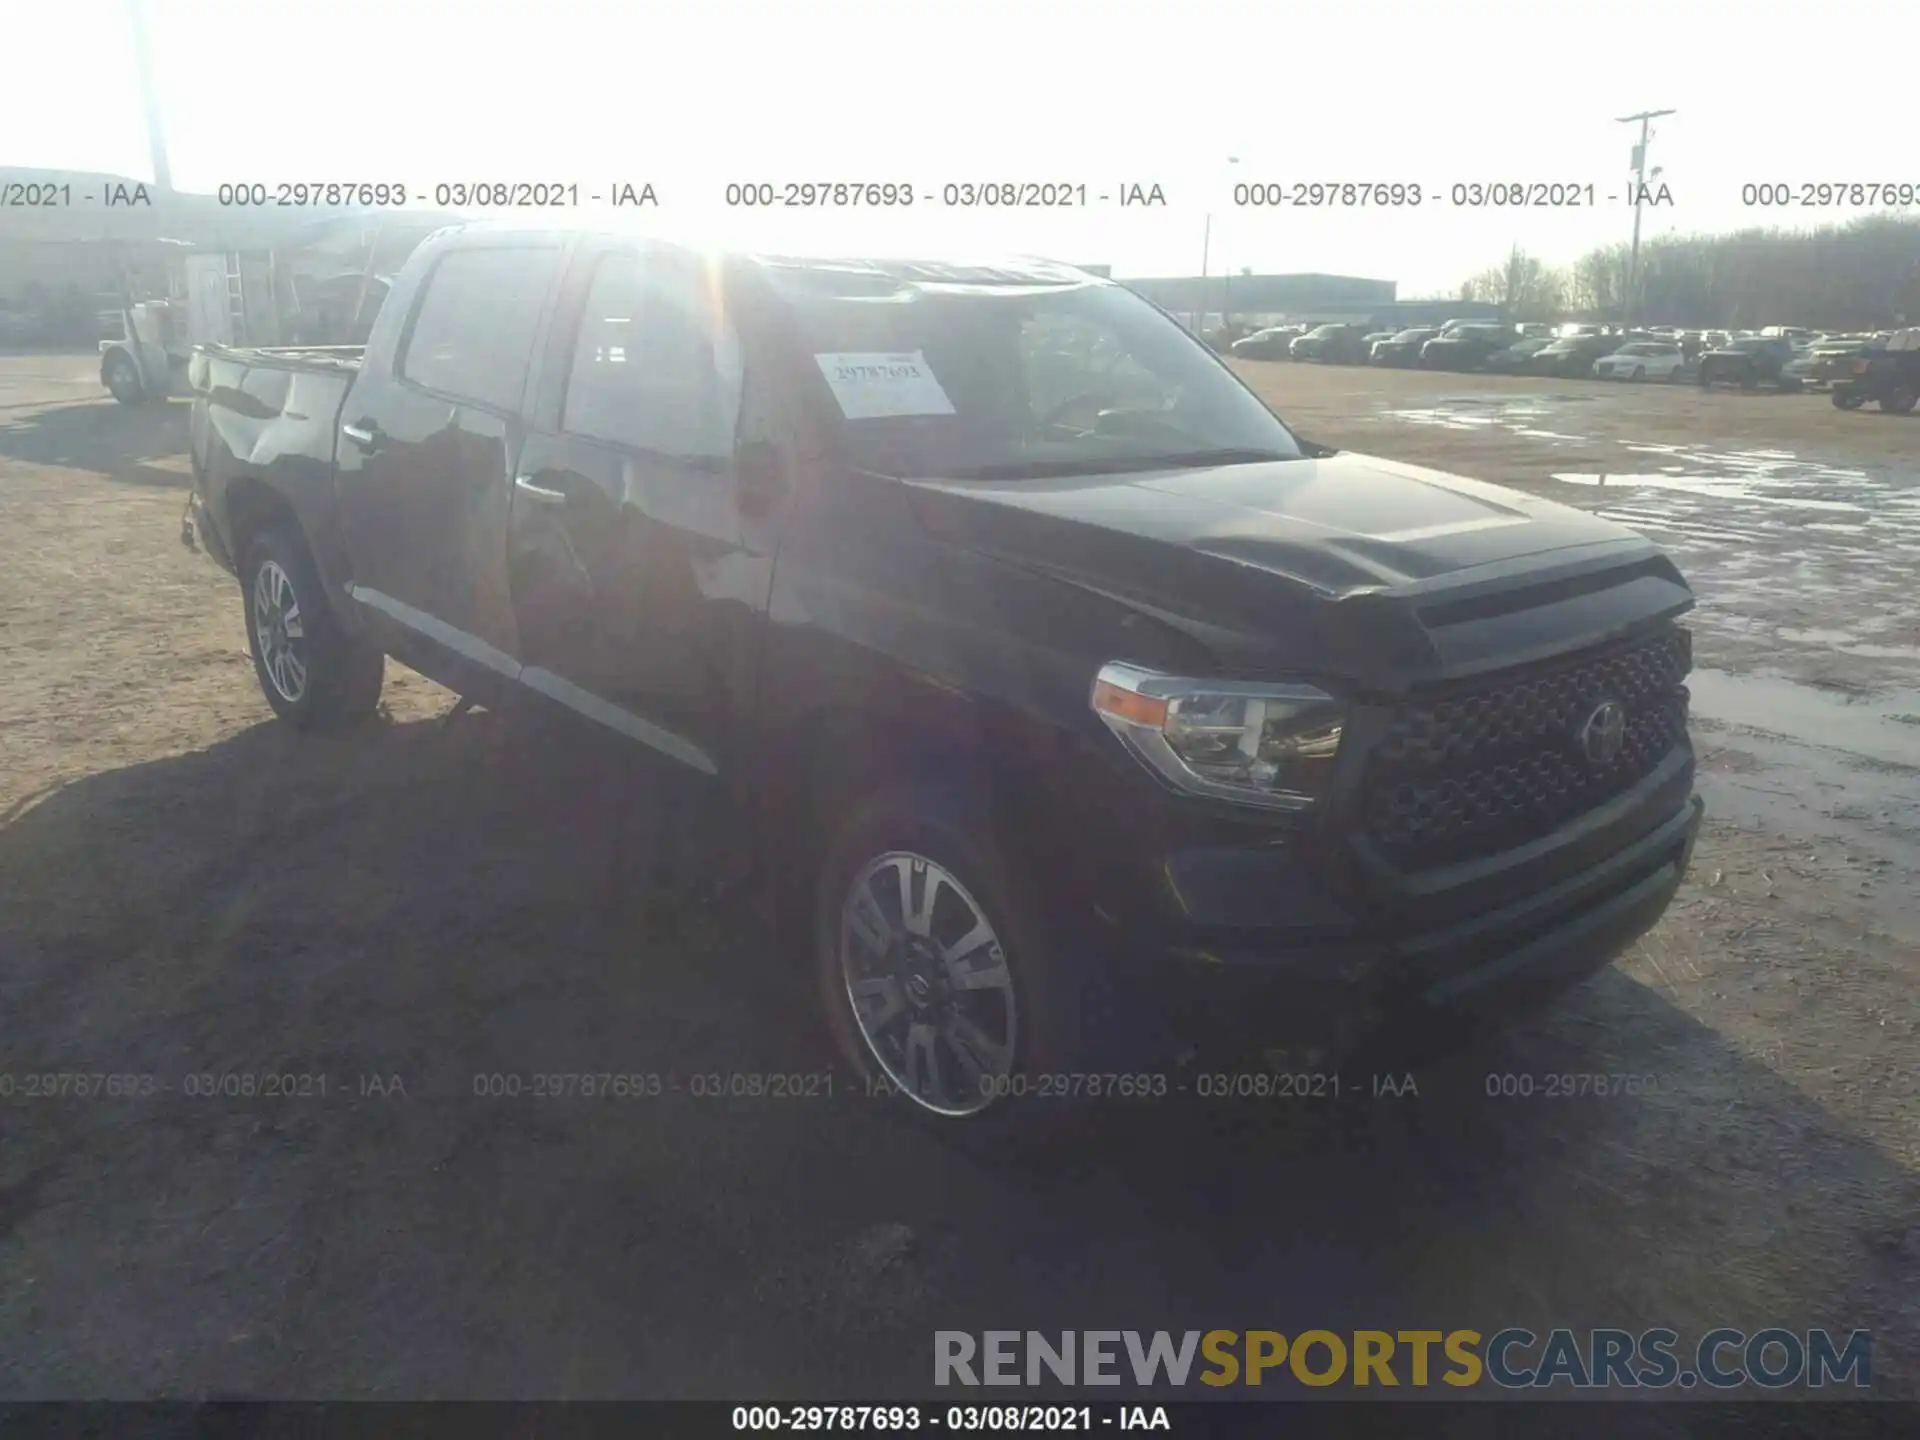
[1076,770,1703,1067]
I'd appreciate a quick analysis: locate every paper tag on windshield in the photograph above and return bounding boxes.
[812,352,956,420]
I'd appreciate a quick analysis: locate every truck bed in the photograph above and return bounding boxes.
[187,343,365,579]
[196,342,365,372]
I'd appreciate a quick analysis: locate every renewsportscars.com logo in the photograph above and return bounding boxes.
[934,1328,1873,1391]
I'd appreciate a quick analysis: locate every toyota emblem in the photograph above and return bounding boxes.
[1578,699,1627,765]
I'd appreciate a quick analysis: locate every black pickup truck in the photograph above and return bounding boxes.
[1829,329,1920,413]
[186,221,1703,1128]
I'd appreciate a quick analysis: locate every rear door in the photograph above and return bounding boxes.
[333,236,565,694]
[506,238,773,783]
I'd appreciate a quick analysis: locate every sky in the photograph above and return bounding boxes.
[5,0,1915,294]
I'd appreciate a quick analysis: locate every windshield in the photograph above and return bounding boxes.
[1392,329,1431,341]
[770,272,1304,479]
[1308,324,1344,336]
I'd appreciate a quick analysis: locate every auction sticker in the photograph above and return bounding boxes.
[813,352,956,419]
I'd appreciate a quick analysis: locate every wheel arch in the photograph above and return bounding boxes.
[222,475,363,631]
[225,477,305,575]
[757,685,1087,918]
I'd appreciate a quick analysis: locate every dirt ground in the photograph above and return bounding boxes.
[1,352,1915,1403]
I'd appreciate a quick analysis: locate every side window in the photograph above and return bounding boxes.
[401,246,559,411]
[561,251,743,463]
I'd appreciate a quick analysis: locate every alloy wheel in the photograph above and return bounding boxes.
[840,851,1018,1117]
[252,559,309,704]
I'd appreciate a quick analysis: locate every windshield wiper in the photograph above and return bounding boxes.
[951,448,1296,480]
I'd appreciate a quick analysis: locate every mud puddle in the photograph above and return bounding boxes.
[1689,668,1920,931]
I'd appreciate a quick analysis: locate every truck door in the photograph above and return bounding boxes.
[332,239,564,697]
[506,239,773,785]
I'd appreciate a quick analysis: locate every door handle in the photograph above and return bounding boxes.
[341,421,381,451]
[514,473,569,504]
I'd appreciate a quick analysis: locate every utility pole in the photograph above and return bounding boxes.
[127,0,173,192]
[1616,109,1674,328]
[1196,155,1239,332]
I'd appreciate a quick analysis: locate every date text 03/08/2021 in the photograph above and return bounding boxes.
[730,1405,1170,1432]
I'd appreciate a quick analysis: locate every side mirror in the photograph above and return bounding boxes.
[735,439,787,513]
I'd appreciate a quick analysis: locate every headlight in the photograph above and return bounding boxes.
[1090,662,1345,810]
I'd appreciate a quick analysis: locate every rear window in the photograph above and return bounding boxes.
[401,245,560,411]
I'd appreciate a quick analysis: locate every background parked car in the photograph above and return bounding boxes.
[1484,336,1555,373]
[1418,322,1515,371]
[1697,336,1802,391]
[1204,322,1254,352]
[1369,326,1440,366]
[1290,322,1373,364]
[1529,333,1622,377]
[1594,341,1687,382]
[1803,338,1871,390]
[1229,325,1306,360]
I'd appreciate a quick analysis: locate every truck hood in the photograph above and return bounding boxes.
[905,452,1691,687]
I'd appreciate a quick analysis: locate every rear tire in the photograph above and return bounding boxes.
[241,525,384,731]
[814,781,1086,1141]
[102,351,144,405]
[1881,385,1918,415]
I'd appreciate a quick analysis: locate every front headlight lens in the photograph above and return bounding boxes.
[1091,662,1345,809]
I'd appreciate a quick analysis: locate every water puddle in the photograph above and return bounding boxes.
[1549,473,1872,515]
[1688,669,1920,771]
[1379,395,1581,434]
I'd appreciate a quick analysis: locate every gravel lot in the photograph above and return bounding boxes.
[1,351,1914,1402]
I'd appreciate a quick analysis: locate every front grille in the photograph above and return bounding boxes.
[1361,626,1692,868]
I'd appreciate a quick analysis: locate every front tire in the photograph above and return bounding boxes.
[815,783,1083,1134]
[241,525,384,730]
[1630,366,1645,382]
[1882,384,1918,415]
[1834,387,1866,410]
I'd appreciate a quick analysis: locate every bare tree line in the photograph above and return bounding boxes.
[1446,213,1920,330]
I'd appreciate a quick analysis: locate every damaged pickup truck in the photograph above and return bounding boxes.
[186,222,1703,1128]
